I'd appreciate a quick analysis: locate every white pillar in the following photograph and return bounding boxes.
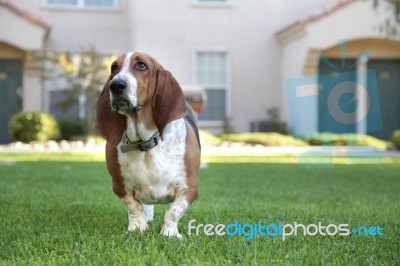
[356,54,369,134]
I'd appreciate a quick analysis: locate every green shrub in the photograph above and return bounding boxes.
[220,132,308,146]
[58,119,87,140]
[306,133,389,150]
[392,130,400,150]
[9,112,60,142]
[199,130,222,146]
[86,135,106,145]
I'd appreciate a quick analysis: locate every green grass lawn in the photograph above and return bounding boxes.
[0,152,399,265]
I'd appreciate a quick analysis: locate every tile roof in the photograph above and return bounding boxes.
[275,0,353,36]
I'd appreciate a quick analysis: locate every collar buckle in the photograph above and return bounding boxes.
[120,131,161,153]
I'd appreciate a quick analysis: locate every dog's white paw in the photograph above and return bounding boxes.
[160,224,182,239]
[127,217,148,232]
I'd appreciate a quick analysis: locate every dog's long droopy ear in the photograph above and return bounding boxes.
[93,79,126,146]
[152,68,187,138]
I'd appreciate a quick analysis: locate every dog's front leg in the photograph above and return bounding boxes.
[121,192,148,232]
[160,192,188,238]
[161,181,199,239]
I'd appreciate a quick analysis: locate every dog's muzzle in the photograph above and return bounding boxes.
[110,78,141,113]
[111,100,141,113]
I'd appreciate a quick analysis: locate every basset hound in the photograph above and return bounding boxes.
[94,52,200,238]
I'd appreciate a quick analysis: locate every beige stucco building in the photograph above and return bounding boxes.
[1,0,399,143]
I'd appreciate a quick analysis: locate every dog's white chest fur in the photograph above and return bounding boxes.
[117,119,187,205]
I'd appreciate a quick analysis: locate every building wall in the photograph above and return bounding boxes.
[306,1,392,49]
[0,6,46,51]
[280,34,316,136]
[323,38,400,59]
[130,0,279,132]
[9,0,341,133]
[129,0,332,132]
[0,42,24,58]
[12,0,131,54]
[0,5,47,112]
[278,0,400,136]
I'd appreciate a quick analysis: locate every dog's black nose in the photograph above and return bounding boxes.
[110,78,128,94]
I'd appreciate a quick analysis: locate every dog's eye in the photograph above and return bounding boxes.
[111,64,119,75]
[134,61,148,71]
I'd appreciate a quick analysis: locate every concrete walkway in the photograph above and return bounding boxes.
[1,141,399,158]
[202,145,400,158]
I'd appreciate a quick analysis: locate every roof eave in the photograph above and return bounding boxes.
[0,0,51,32]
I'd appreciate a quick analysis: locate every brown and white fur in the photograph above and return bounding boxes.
[94,52,200,238]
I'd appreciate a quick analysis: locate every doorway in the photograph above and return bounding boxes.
[0,59,23,144]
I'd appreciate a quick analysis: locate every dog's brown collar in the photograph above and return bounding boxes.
[120,131,161,153]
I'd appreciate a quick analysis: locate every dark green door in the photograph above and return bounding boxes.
[318,59,357,133]
[367,60,400,140]
[0,59,23,144]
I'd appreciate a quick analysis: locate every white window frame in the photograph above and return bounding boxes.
[191,0,232,8]
[44,0,118,9]
[193,49,231,126]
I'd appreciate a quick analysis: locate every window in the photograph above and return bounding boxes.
[84,0,114,7]
[194,0,230,6]
[197,0,227,2]
[46,0,115,8]
[195,51,228,121]
[47,0,78,6]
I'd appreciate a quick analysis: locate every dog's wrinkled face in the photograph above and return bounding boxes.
[109,52,156,115]
[95,51,188,146]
